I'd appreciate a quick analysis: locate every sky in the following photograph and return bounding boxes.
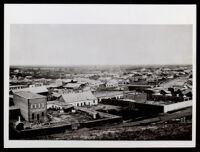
[10,24,193,66]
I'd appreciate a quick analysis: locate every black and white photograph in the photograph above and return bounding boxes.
[4,4,196,148]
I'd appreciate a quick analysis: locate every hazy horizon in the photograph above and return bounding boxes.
[10,63,192,68]
[10,24,193,66]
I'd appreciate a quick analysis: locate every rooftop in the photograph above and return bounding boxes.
[14,91,46,99]
[12,86,48,94]
[52,92,62,98]
[61,91,97,103]
[63,83,82,88]
[10,85,28,88]
[94,91,124,98]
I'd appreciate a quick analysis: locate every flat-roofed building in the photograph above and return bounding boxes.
[11,86,48,96]
[124,91,147,102]
[94,91,124,102]
[13,91,47,122]
[63,83,83,90]
[9,85,28,91]
[106,80,118,88]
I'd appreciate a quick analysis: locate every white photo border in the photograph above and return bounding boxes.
[4,4,196,148]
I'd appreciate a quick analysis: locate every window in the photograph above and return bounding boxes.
[38,103,41,108]
[42,112,44,116]
[32,113,34,120]
[42,103,44,108]
[37,114,40,121]
[93,100,96,103]
[35,104,37,108]
[77,103,79,106]
[31,104,33,109]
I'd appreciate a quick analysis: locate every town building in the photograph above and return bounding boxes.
[13,91,47,122]
[63,83,83,90]
[94,91,124,102]
[124,91,147,102]
[59,91,98,106]
[105,79,119,88]
[9,85,29,91]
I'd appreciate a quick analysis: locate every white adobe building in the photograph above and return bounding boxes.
[59,91,98,107]
[106,79,118,88]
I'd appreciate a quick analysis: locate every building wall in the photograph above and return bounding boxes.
[13,94,29,121]
[128,85,151,91]
[60,96,98,107]
[147,94,183,102]
[29,97,47,122]
[47,103,62,110]
[164,100,192,113]
[134,102,164,113]
[97,94,123,102]
[9,108,21,120]
[71,100,98,107]
[124,93,147,102]
[10,85,28,90]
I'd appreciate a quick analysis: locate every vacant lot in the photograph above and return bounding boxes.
[30,108,192,140]
[32,120,191,140]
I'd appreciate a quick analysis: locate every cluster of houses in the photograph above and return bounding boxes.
[9,65,192,126]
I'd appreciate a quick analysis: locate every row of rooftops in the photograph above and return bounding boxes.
[13,89,97,103]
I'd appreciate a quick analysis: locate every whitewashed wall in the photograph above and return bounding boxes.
[164,100,192,113]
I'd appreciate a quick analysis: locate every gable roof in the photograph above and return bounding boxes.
[61,91,97,103]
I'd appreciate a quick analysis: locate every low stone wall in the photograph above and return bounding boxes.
[100,99,130,107]
[11,123,72,138]
[134,102,164,113]
[164,100,192,113]
[9,109,21,120]
[10,111,122,139]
